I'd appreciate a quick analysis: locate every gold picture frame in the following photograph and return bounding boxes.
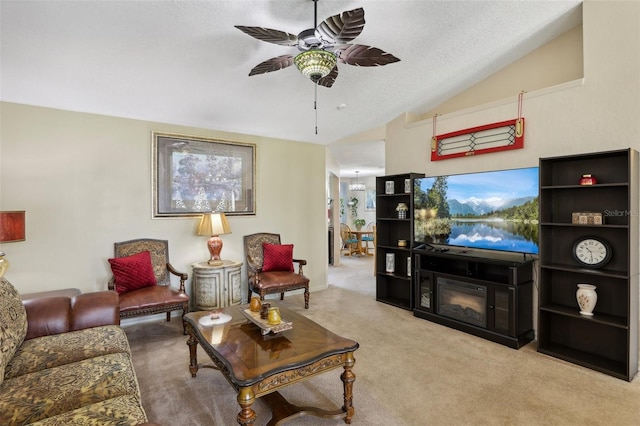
[152,132,256,217]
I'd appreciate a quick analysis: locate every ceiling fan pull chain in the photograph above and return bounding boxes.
[314,82,318,135]
[313,0,318,29]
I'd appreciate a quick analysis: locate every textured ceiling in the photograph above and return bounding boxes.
[1,1,582,176]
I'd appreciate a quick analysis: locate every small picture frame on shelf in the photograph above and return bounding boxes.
[385,181,395,194]
[404,178,411,193]
[385,253,395,273]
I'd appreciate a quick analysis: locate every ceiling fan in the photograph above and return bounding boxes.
[235,0,400,88]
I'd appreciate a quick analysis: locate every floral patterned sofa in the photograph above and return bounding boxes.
[0,278,157,425]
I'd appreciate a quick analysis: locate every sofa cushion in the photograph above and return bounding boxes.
[28,395,148,426]
[108,251,157,295]
[262,243,294,272]
[0,352,141,425]
[4,325,130,380]
[0,278,28,386]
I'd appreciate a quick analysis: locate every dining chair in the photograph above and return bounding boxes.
[340,223,359,256]
[362,222,376,256]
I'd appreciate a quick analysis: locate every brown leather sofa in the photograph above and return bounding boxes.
[0,278,159,425]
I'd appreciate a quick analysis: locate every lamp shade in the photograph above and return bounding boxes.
[294,49,337,82]
[0,211,25,277]
[0,211,26,242]
[197,212,231,237]
[197,212,231,266]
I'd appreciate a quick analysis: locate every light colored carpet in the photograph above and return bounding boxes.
[125,255,640,425]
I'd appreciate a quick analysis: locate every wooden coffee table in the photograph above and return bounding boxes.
[184,305,359,425]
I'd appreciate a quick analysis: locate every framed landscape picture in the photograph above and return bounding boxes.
[152,132,256,217]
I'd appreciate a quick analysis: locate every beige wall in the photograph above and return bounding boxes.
[384,0,639,335]
[0,104,328,297]
[1,0,637,308]
[386,1,639,178]
[419,24,584,120]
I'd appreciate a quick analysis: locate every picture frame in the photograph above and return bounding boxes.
[365,188,376,211]
[385,253,395,273]
[152,132,256,217]
[385,181,395,194]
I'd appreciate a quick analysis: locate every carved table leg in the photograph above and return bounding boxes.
[237,387,257,425]
[186,325,199,378]
[341,351,356,424]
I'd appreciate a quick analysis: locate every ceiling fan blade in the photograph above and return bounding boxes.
[235,26,298,46]
[317,66,339,88]
[248,55,295,76]
[336,44,400,66]
[316,8,365,44]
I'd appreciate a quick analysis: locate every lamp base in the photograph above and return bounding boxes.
[207,235,223,266]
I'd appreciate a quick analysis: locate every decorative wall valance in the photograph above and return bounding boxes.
[431,118,524,161]
[431,92,525,161]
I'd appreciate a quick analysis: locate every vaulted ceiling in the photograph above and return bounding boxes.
[1,1,582,176]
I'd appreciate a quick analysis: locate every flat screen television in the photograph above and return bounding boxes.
[414,167,539,255]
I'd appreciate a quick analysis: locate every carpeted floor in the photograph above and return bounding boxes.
[124,255,640,425]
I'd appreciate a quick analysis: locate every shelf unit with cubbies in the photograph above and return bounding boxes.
[538,148,638,381]
[375,173,424,310]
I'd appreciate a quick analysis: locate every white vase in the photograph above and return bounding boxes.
[576,284,597,316]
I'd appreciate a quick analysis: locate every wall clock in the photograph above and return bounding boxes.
[572,236,612,268]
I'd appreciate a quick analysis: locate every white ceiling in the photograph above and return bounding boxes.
[0,1,582,177]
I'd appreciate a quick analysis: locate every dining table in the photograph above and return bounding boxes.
[349,230,374,256]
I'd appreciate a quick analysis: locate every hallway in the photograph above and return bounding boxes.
[328,253,375,297]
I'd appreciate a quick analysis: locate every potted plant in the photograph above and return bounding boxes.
[353,218,366,230]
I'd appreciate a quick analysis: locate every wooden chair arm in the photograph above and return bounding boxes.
[108,277,115,291]
[293,258,307,275]
[166,262,188,293]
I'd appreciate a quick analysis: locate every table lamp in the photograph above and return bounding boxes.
[197,212,231,266]
[0,211,26,277]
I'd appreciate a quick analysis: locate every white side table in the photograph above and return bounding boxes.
[191,260,243,311]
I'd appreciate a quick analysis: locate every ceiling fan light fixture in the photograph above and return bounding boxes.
[294,49,337,82]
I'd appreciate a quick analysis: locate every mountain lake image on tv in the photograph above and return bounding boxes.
[414,167,539,255]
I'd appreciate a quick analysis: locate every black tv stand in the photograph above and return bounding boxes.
[413,248,534,349]
[415,243,449,253]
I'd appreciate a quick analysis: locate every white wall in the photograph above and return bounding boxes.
[0,104,328,297]
[339,175,376,227]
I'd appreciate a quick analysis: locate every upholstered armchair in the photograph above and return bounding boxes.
[108,238,189,333]
[243,232,310,309]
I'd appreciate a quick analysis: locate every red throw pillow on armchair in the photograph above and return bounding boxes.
[262,243,294,272]
[108,250,157,294]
